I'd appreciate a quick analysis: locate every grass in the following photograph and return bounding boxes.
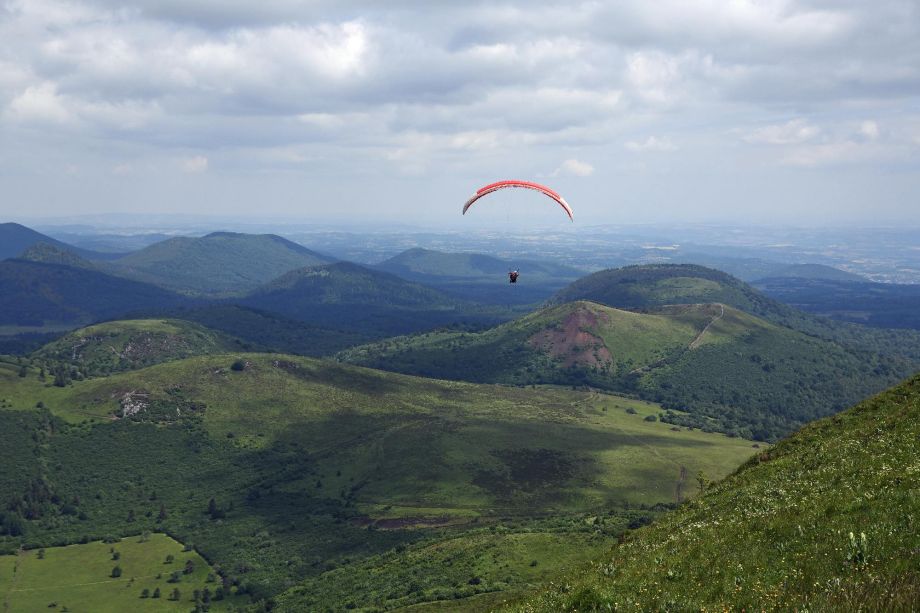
[0,351,757,609]
[31,319,239,377]
[339,300,910,440]
[0,533,242,612]
[15,353,756,512]
[510,373,920,611]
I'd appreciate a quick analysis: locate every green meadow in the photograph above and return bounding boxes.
[0,533,241,612]
[0,348,756,609]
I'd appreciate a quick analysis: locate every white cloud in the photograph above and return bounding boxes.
[860,120,880,140]
[181,155,209,173]
[5,82,72,124]
[625,136,678,152]
[554,158,595,176]
[744,119,820,145]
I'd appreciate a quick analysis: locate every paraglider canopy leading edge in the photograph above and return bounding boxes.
[462,180,573,221]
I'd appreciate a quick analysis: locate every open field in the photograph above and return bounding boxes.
[0,533,242,612]
[0,352,757,609]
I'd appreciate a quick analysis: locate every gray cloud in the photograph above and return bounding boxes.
[0,0,918,224]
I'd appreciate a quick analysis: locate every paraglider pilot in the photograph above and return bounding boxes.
[508,270,519,284]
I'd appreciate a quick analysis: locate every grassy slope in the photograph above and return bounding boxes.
[0,354,755,609]
[339,301,906,440]
[0,533,242,612]
[31,319,241,376]
[512,373,920,611]
[551,263,920,363]
[0,534,235,612]
[110,232,333,296]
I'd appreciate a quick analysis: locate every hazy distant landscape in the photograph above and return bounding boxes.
[2,0,919,610]
[0,217,918,611]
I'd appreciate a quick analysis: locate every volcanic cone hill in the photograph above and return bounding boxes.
[339,300,908,440]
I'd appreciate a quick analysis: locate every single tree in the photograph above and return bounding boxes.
[140,588,150,598]
[157,504,167,522]
[696,470,710,494]
[111,565,122,578]
[152,587,161,599]
[37,548,45,559]
[165,554,174,564]
[169,588,180,601]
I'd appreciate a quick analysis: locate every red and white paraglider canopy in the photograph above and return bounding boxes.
[462,180,573,221]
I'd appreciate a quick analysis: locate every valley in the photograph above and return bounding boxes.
[0,222,917,611]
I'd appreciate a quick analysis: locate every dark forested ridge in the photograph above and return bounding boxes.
[0,223,119,261]
[108,231,336,296]
[376,247,584,305]
[240,261,508,336]
[754,276,920,330]
[0,259,189,328]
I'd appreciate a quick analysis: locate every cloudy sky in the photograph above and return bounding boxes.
[1,0,918,227]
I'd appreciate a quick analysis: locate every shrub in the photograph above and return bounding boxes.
[644,414,657,422]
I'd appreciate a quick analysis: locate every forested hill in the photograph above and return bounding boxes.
[0,222,115,261]
[551,263,920,362]
[238,261,501,336]
[513,372,920,611]
[109,232,335,296]
[375,248,584,305]
[0,259,188,329]
[339,300,910,440]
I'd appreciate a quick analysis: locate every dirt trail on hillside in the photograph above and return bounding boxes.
[3,547,23,613]
[675,464,688,503]
[630,303,726,376]
[689,303,724,350]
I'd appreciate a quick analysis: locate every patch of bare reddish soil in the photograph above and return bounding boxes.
[528,306,612,368]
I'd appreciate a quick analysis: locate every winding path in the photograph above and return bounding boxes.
[688,303,725,350]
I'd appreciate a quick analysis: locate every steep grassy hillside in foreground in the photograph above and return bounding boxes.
[512,374,920,611]
[0,354,755,609]
[340,301,908,440]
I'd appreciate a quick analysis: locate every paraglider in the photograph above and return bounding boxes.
[463,180,573,283]
[462,180,573,284]
[462,180,573,221]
